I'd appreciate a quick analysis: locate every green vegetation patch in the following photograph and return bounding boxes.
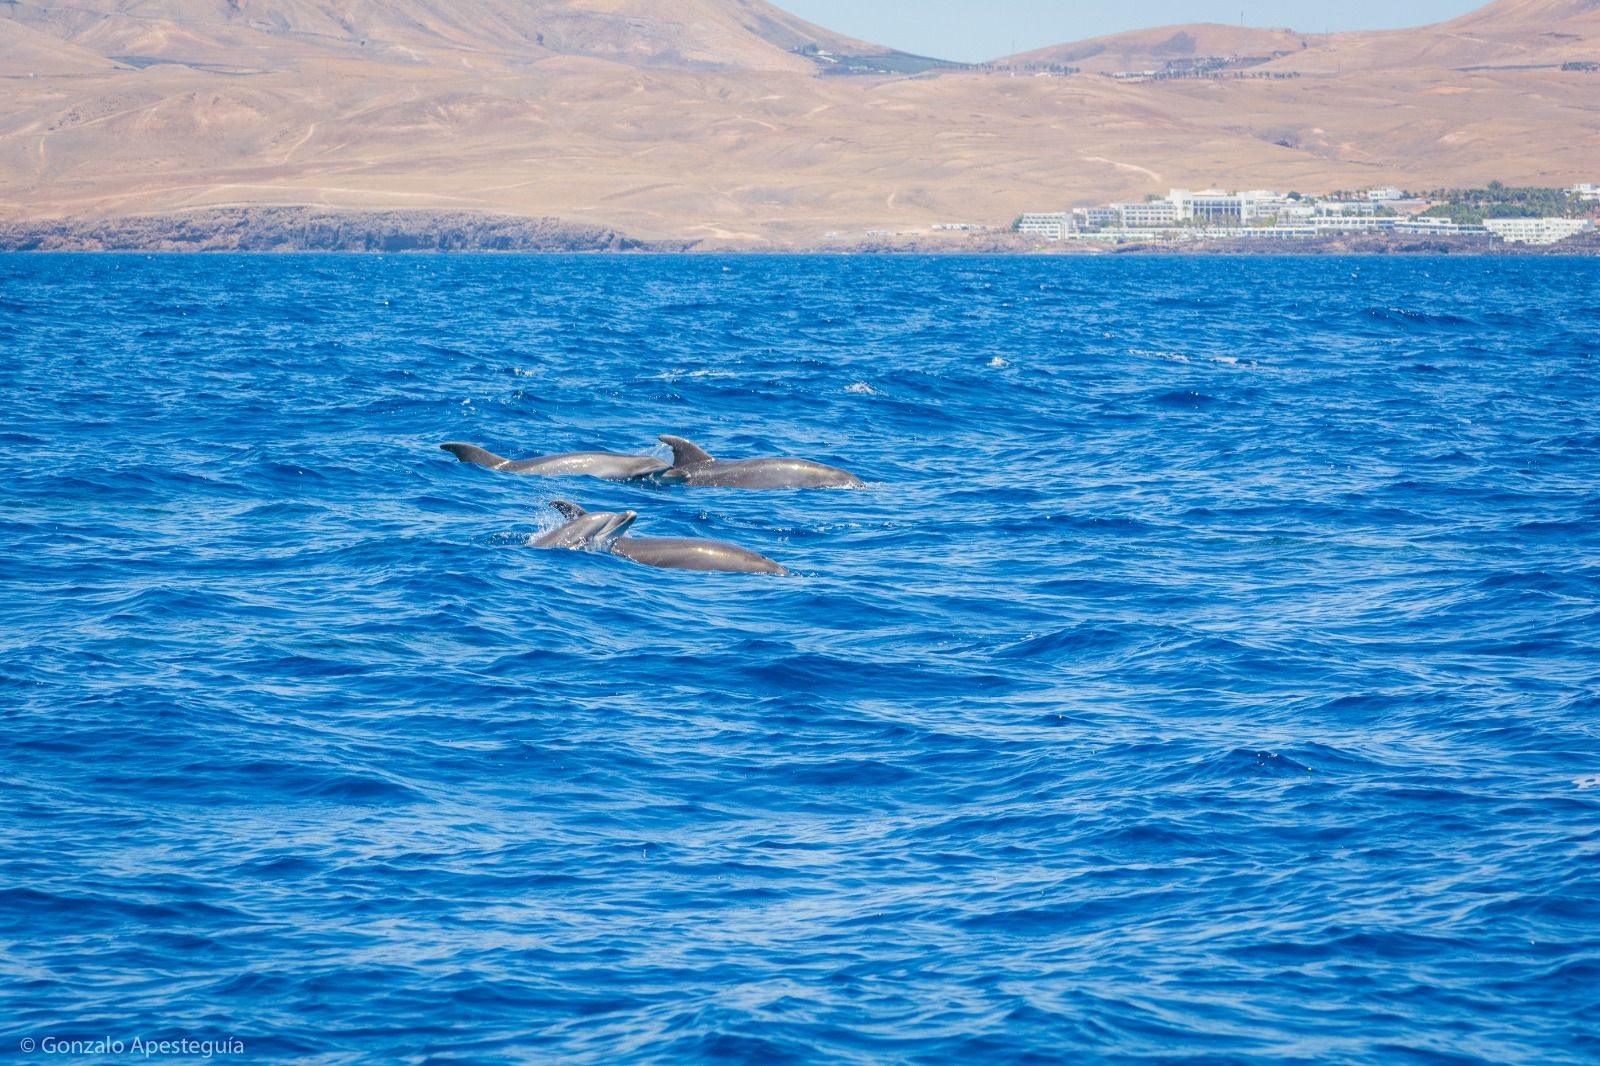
[1420,182,1588,223]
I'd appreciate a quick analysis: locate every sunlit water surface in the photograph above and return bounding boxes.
[2,254,1597,1063]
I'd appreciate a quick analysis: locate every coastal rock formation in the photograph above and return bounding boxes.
[0,208,681,252]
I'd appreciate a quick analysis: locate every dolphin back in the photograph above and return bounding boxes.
[441,444,667,481]
[672,458,864,489]
[503,453,669,480]
[613,536,790,575]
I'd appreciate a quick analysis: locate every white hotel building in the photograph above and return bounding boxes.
[1167,189,1290,225]
[1483,218,1595,245]
[1113,200,1180,228]
[1016,213,1073,240]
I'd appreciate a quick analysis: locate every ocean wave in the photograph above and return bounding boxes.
[2,253,1597,1063]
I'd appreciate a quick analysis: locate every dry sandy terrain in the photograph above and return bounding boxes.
[0,0,1596,246]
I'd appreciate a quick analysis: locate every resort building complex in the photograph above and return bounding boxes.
[1019,186,1599,247]
[1482,218,1595,244]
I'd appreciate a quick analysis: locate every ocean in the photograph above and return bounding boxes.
[2,253,1597,1064]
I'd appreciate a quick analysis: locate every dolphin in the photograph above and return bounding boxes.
[532,507,636,550]
[551,501,791,575]
[441,442,668,481]
[656,435,864,489]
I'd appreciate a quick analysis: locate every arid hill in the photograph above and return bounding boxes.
[1004,24,1315,75]
[0,0,881,72]
[0,17,128,75]
[0,0,1595,247]
[1005,0,1600,70]
[1264,0,1600,71]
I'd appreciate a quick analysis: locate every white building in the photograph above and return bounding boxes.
[1017,213,1071,240]
[1484,218,1595,245]
[1242,190,1293,219]
[1116,200,1179,228]
[1167,188,1285,225]
[1568,183,1600,201]
[1170,189,1244,224]
[1366,187,1405,201]
[1313,217,1396,232]
[1394,217,1490,236]
[1080,206,1120,229]
[1237,225,1319,239]
[1316,199,1377,217]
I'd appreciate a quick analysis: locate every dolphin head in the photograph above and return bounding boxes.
[532,508,636,551]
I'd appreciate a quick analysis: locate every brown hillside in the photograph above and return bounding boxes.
[0,0,877,72]
[1263,0,1600,71]
[0,0,1596,246]
[1006,0,1600,74]
[1449,0,1600,27]
[1005,24,1315,73]
[0,19,126,75]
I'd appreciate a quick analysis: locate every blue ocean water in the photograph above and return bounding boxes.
[2,253,1597,1064]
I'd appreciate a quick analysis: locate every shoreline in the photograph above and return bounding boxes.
[2,207,1597,256]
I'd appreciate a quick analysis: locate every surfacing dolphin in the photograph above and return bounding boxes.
[532,506,636,550]
[551,501,791,575]
[441,442,668,482]
[657,435,864,489]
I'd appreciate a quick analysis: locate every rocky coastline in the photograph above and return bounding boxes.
[0,208,691,254]
[1,209,1596,255]
[1102,231,1600,256]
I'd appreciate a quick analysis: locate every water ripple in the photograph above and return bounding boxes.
[2,254,1597,1063]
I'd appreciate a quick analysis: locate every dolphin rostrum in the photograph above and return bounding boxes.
[551,501,791,575]
[441,442,668,481]
[656,435,864,489]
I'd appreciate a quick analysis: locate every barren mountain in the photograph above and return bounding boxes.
[0,0,878,71]
[0,0,1595,247]
[1005,24,1316,74]
[1005,0,1600,73]
[0,18,127,75]
[1262,0,1600,71]
[1446,0,1600,34]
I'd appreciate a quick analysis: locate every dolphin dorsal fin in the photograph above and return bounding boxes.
[440,442,510,470]
[550,500,587,520]
[659,435,714,467]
